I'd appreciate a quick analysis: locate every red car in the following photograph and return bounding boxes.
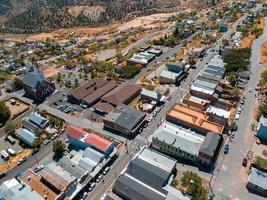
[242,158,248,167]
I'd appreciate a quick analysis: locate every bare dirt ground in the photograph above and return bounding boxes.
[4,99,29,119]
[43,68,59,78]
[0,149,32,173]
[118,13,177,32]
[260,40,267,63]
[239,34,255,49]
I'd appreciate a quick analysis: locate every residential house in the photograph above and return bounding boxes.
[28,112,49,128]
[18,128,38,147]
[166,104,224,135]
[103,104,146,136]
[150,122,205,162]
[256,116,267,141]
[247,167,267,197]
[22,67,55,102]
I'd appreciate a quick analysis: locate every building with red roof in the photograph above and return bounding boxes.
[84,133,114,154]
[65,125,114,155]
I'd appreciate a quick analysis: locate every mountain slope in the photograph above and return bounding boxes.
[0,0,180,33]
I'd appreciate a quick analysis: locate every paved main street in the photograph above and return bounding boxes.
[86,15,246,200]
[212,17,267,200]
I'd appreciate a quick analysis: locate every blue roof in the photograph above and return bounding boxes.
[18,128,37,146]
[22,68,45,89]
[29,112,48,127]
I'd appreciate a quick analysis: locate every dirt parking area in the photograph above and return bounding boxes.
[4,98,30,119]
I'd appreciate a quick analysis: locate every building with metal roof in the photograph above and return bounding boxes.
[247,167,267,197]
[101,83,141,106]
[22,118,39,132]
[65,125,115,155]
[28,112,49,128]
[256,116,267,141]
[140,88,162,102]
[18,128,38,147]
[103,104,146,136]
[0,178,44,200]
[113,147,190,200]
[199,132,222,166]
[150,122,205,162]
[127,52,155,66]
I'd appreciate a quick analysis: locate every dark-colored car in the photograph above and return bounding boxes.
[224,144,230,154]
[242,158,248,167]
[232,122,238,131]
[31,148,39,155]
[0,172,6,179]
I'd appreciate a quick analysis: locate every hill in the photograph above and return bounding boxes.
[0,0,180,33]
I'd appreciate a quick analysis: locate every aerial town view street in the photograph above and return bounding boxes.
[0,0,267,200]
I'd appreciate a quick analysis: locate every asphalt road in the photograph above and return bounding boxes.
[86,27,229,200]
[0,133,67,183]
[212,16,267,200]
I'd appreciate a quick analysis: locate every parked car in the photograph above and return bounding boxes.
[79,192,88,200]
[43,139,51,145]
[31,148,39,155]
[232,122,238,131]
[248,87,252,92]
[0,172,6,179]
[102,166,110,175]
[223,144,230,154]
[51,134,59,140]
[34,165,44,173]
[6,135,15,145]
[17,157,27,165]
[240,99,245,105]
[242,157,248,167]
[235,113,240,120]
[96,174,103,183]
[237,107,241,114]
[7,148,16,156]
[88,182,96,192]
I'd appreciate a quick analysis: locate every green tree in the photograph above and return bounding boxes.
[5,120,16,135]
[39,110,48,118]
[14,77,23,90]
[181,171,208,200]
[56,73,62,82]
[53,140,66,155]
[0,102,11,124]
[32,139,42,149]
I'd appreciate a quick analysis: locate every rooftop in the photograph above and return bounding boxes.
[84,133,113,152]
[248,167,267,190]
[152,122,205,156]
[206,106,230,118]
[22,68,45,89]
[20,170,60,200]
[0,178,43,200]
[65,125,88,140]
[101,83,141,106]
[160,70,181,80]
[199,132,221,157]
[28,112,48,127]
[141,88,162,100]
[167,104,224,134]
[104,104,145,131]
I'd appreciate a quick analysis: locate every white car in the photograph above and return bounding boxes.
[237,107,241,114]
[248,87,252,92]
[235,113,240,120]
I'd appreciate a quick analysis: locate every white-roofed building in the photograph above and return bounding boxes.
[150,122,205,162]
[206,106,230,126]
[18,128,38,147]
[0,178,43,200]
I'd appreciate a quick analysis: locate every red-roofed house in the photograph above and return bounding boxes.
[84,133,114,154]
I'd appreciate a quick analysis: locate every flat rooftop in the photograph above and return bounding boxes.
[20,170,60,200]
[152,122,205,155]
[167,104,224,134]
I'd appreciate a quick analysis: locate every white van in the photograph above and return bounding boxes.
[1,150,10,161]
[7,148,16,156]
